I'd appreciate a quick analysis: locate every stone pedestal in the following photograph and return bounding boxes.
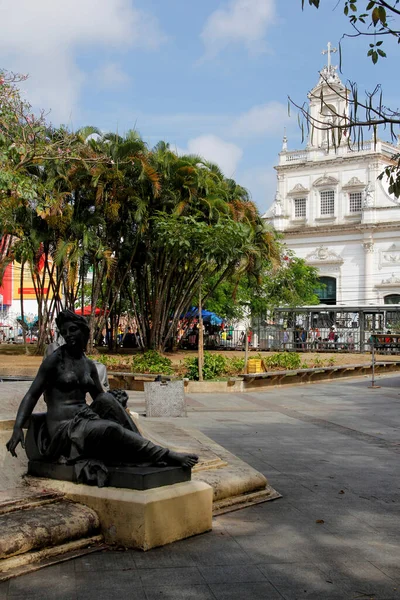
[145,381,186,417]
[28,478,213,551]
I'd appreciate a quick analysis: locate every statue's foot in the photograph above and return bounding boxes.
[168,451,199,468]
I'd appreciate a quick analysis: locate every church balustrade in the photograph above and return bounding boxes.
[283,143,378,165]
[344,142,372,153]
[342,141,397,157]
[284,151,308,163]
[380,141,399,158]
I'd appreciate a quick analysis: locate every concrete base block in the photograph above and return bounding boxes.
[28,461,191,490]
[28,478,213,551]
[183,379,244,394]
[145,381,187,417]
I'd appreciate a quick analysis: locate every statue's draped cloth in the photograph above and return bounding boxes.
[28,395,169,487]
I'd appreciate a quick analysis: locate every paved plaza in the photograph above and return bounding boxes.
[1,373,400,599]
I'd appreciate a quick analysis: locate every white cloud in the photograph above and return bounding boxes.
[93,62,130,89]
[238,166,277,213]
[0,0,166,122]
[201,0,276,57]
[91,103,290,144]
[139,113,231,139]
[231,102,290,137]
[179,135,243,177]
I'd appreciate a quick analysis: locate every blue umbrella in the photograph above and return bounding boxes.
[184,308,223,325]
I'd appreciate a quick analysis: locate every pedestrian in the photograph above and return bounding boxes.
[282,328,289,350]
[347,332,355,351]
[328,327,336,349]
[221,329,227,346]
[300,328,307,350]
[294,328,301,349]
[309,327,317,350]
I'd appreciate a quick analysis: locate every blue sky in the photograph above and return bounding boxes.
[1,0,399,213]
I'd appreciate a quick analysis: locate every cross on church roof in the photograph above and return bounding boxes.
[322,42,337,69]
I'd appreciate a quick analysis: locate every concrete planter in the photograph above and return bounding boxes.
[183,379,244,394]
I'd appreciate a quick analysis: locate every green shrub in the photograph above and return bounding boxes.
[183,356,199,380]
[89,353,107,365]
[88,354,118,368]
[225,356,246,376]
[131,350,173,375]
[88,354,131,371]
[312,357,324,368]
[184,352,227,380]
[263,352,301,370]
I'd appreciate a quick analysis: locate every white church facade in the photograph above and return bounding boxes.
[265,45,400,307]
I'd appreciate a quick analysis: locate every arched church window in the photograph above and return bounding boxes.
[316,276,336,305]
[384,294,400,305]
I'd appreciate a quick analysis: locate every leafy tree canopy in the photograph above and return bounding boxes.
[0,69,318,352]
[205,251,321,321]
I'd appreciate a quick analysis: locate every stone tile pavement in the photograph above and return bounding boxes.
[1,373,400,598]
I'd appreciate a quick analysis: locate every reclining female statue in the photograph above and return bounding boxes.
[6,309,198,484]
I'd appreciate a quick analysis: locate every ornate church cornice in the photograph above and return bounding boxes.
[283,221,399,237]
[376,272,400,288]
[315,65,343,88]
[342,176,365,190]
[275,152,380,173]
[313,174,339,188]
[287,183,310,196]
[379,243,400,268]
[305,245,343,265]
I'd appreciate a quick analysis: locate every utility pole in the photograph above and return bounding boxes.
[368,334,380,389]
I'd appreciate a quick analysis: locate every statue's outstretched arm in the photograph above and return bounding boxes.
[6,360,49,457]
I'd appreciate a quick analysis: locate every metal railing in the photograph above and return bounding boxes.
[284,151,308,162]
[178,327,379,353]
[177,325,400,355]
[179,329,248,350]
[0,326,37,344]
[281,139,399,165]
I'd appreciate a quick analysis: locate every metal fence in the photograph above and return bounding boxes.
[0,326,38,344]
[256,327,362,353]
[177,327,362,352]
[179,329,247,350]
[179,324,400,354]
[253,305,400,354]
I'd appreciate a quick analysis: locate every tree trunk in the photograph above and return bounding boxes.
[244,327,249,372]
[88,261,106,353]
[20,260,28,353]
[198,281,204,382]
[81,261,85,316]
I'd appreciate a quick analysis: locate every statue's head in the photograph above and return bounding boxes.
[55,309,90,349]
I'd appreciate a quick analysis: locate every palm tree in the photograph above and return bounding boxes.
[123,143,282,351]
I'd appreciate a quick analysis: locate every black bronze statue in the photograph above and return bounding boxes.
[6,310,198,485]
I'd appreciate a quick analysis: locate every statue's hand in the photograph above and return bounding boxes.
[6,427,25,458]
